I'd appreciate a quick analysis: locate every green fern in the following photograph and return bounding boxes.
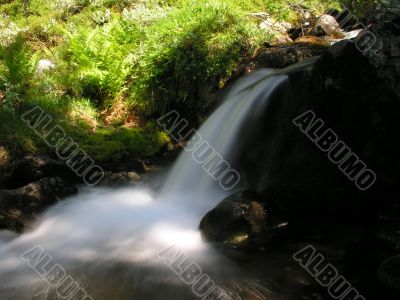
[0,35,39,110]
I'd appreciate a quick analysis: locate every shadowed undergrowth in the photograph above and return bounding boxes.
[0,0,343,162]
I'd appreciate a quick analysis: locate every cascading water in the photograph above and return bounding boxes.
[162,70,288,216]
[0,59,316,300]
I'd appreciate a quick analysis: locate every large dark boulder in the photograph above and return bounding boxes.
[199,190,288,250]
[242,19,400,220]
[0,177,77,232]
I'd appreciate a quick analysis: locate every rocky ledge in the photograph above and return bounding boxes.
[199,14,400,300]
[0,154,148,232]
[0,177,77,232]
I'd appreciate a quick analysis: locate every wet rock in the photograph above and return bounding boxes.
[289,14,344,41]
[199,190,288,249]
[0,177,77,232]
[100,171,141,186]
[361,17,400,99]
[242,20,400,218]
[250,43,328,69]
[294,36,330,46]
[204,42,329,116]
[16,177,76,199]
[5,155,80,189]
[378,255,400,291]
[327,8,359,31]
[312,14,341,37]
[198,37,332,122]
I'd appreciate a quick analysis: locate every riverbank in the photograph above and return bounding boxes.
[0,0,343,169]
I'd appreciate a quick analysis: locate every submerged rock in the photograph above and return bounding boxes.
[199,190,288,249]
[0,177,77,232]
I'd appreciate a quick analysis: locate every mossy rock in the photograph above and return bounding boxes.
[199,190,288,250]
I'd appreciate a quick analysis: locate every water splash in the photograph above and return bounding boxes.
[0,60,316,300]
[162,71,288,216]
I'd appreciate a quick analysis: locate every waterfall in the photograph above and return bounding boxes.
[162,71,288,215]
[0,59,316,300]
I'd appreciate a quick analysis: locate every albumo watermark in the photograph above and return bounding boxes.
[21,245,93,300]
[157,110,241,191]
[293,245,366,300]
[21,106,104,187]
[293,110,376,191]
[329,3,380,54]
[158,246,233,300]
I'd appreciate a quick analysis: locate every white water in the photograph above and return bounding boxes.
[0,67,305,300]
[163,71,288,216]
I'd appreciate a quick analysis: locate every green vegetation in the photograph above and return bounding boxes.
[341,0,380,17]
[0,0,341,162]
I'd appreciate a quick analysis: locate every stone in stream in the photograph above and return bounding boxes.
[312,14,342,37]
[199,190,288,250]
[0,177,77,232]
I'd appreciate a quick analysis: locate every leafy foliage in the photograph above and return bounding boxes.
[0,0,342,162]
[0,36,38,111]
[341,0,380,16]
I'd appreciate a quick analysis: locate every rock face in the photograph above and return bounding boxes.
[4,155,80,189]
[241,19,400,220]
[312,14,341,36]
[198,15,400,300]
[1,154,145,231]
[0,177,77,232]
[218,42,328,96]
[251,43,328,69]
[4,155,145,189]
[199,190,288,249]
